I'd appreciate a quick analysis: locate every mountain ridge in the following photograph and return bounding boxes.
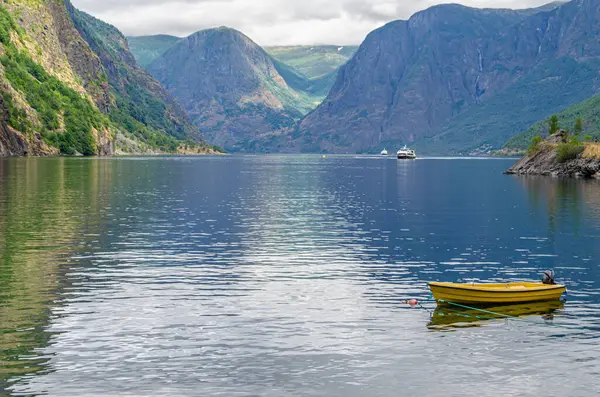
[291,0,597,154]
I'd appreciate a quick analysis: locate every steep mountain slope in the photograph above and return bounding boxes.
[147,27,314,150]
[127,35,181,68]
[505,93,600,150]
[295,0,597,154]
[0,0,113,156]
[69,6,205,150]
[0,0,213,157]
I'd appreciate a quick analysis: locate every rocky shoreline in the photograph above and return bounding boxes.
[505,132,600,178]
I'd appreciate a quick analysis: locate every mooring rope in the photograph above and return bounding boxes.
[431,299,585,331]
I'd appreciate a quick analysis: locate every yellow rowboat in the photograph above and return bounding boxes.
[429,281,566,304]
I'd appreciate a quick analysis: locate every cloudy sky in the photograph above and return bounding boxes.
[71,0,554,46]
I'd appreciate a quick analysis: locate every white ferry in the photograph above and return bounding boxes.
[397,146,417,160]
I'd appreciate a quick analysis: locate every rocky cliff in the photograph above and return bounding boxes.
[0,0,112,156]
[506,132,600,177]
[296,0,600,154]
[147,27,315,151]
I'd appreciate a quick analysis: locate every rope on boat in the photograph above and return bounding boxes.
[434,299,584,331]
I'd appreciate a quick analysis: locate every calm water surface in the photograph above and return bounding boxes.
[1,156,600,396]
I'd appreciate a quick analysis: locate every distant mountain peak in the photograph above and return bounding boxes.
[147,26,314,151]
[189,26,248,40]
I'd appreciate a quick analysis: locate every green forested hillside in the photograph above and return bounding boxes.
[505,94,600,149]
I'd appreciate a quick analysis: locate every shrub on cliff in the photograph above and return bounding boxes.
[527,135,543,156]
[556,142,584,163]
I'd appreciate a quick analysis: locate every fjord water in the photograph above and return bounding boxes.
[1,156,600,397]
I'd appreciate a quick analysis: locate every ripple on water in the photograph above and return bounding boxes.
[2,156,600,396]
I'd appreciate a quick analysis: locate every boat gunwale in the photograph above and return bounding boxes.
[428,281,566,294]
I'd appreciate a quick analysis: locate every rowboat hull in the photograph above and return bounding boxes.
[429,282,566,304]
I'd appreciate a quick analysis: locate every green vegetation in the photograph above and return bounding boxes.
[0,4,217,155]
[575,116,583,135]
[527,135,543,156]
[266,45,358,80]
[556,142,584,163]
[127,35,181,67]
[1,5,106,155]
[505,90,600,150]
[72,9,210,153]
[549,114,560,135]
[267,45,358,107]
[524,123,584,163]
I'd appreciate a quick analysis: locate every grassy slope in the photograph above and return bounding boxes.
[266,45,358,79]
[127,35,181,68]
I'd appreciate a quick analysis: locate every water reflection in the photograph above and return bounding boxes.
[1,157,600,397]
[0,158,110,393]
[427,301,565,331]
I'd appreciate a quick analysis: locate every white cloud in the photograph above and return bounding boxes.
[71,0,558,45]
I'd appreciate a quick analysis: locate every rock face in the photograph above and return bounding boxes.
[0,0,109,156]
[147,27,312,151]
[0,97,28,157]
[8,0,111,112]
[505,133,600,178]
[296,0,600,154]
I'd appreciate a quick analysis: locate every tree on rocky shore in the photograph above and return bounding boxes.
[549,115,560,136]
[575,117,583,135]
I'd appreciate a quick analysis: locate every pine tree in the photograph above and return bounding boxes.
[549,115,559,135]
[574,117,583,135]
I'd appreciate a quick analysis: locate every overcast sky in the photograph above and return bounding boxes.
[71,0,555,46]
